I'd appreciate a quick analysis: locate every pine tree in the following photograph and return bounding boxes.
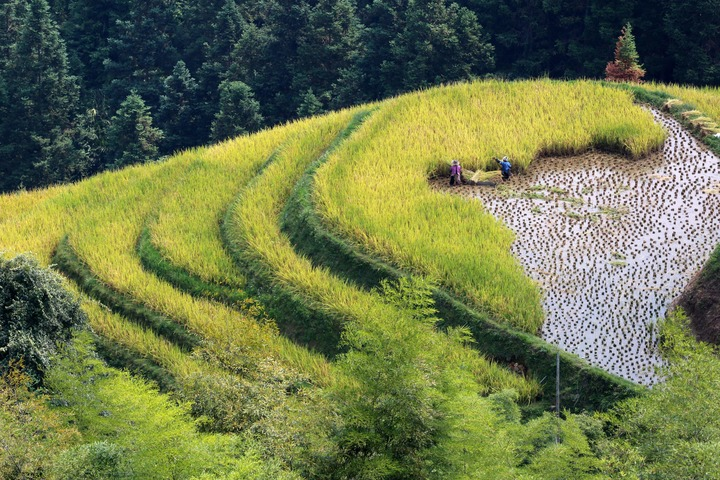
[390,0,494,92]
[296,89,324,117]
[103,0,179,110]
[106,91,163,168]
[196,0,247,136]
[174,0,229,73]
[294,0,362,110]
[664,0,720,85]
[208,0,246,68]
[0,0,81,191]
[228,0,309,124]
[605,23,645,82]
[62,0,129,89]
[197,0,246,89]
[210,80,264,142]
[158,60,204,153]
[354,0,404,99]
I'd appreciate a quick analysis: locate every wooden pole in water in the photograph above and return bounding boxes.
[556,351,560,444]
[556,351,560,417]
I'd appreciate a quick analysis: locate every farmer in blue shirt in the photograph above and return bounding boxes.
[496,156,512,181]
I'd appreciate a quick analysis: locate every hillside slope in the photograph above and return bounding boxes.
[5,78,720,478]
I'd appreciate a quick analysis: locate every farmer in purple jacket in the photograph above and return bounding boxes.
[449,159,462,186]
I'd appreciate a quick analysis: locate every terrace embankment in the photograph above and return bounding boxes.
[434,109,720,385]
[676,244,720,344]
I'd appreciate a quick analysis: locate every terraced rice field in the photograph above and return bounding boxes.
[435,109,720,384]
[2,80,693,414]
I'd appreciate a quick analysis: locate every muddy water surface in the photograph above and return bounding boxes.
[435,110,720,385]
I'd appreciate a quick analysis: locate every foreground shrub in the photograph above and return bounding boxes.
[52,441,131,480]
[0,254,86,381]
[185,333,310,433]
[0,364,80,479]
[602,310,720,479]
[45,333,298,480]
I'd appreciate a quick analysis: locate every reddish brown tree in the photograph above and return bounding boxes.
[605,23,645,83]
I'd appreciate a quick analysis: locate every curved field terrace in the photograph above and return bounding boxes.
[435,109,720,385]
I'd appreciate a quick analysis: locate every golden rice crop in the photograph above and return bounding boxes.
[0,140,333,386]
[314,79,666,333]
[0,184,65,226]
[227,106,539,398]
[82,296,207,381]
[650,82,720,123]
[149,123,303,286]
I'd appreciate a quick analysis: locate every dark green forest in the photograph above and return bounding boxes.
[1,0,719,192]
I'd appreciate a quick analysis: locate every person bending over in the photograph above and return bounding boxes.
[495,156,512,181]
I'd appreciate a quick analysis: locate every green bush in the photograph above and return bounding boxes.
[0,365,80,479]
[45,333,297,480]
[0,254,86,381]
[184,336,309,434]
[603,310,720,479]
[52,442,131,480]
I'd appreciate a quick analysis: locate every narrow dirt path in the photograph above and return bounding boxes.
[434,109,720,385]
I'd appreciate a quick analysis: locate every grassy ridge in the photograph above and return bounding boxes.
[314,79,666,334]
[63,154,333,385]
[0,79,672,418]
[137,225,248,307]
[55,235,202,352]
[222,109,361,353]
[0,138,333,386]
[92,332,179,392]
[148,125,300,287]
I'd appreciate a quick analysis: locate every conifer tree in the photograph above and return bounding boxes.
[174,0,229,73]
[353,0,402,100]
[379,0,494,94]
[197,0,246,133]
[229,0,309,124]
[103,0,179,110]
[106,91,163,168]
[208,0,246,69]
[63,0,129,88]
[211,80,264,142]
[0,0,81,191]
[294,0,362,110]
[664,0,720,85]
[605,23,645,82]
[296,89,324,117]
[158,60,204,153]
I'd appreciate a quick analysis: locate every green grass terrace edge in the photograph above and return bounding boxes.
[53,235,201,353]
[135,147,287,311]
[92,331,178,392]
[137,225,248,308]
[280,124,643,412]
[220,112,374,355]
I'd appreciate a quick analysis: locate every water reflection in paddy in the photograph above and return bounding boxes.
[436,110,720,385]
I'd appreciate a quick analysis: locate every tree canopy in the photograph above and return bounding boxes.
[0,0,718,192]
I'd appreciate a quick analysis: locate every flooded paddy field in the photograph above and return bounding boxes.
[434,110,720,385]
